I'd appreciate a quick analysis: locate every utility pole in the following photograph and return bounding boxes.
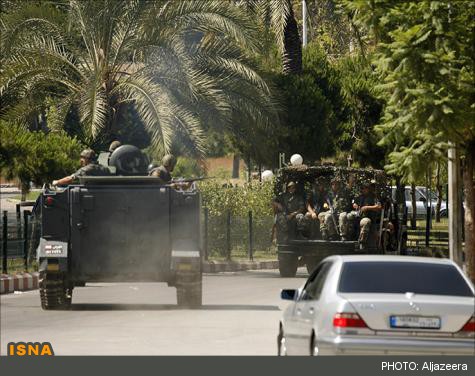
[448,143,463,266]
[302,0,308,47]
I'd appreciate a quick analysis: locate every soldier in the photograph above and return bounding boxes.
[149,154,176,184]
[273,181,306,241]
[353,180,382,249]
[107,140,122,165]
[319,177,352,240]
[109,140,122,153]
[52,149,110,186]
[306,177,328,237]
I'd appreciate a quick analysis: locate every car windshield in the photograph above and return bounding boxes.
[338,262,474,297]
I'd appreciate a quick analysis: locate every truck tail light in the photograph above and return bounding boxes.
[333,312,368,328]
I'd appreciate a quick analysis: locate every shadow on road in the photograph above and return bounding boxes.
[70,303,280,311]
[205,269,308,279]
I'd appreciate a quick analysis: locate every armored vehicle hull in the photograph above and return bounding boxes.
[37,177,202,309]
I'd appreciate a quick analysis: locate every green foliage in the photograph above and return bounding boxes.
[173,157,205,178]
[343,0,475,181]
[0,121,83,191]
[1,0,277,160]
[334,54,385,168]
[199,180,274,217]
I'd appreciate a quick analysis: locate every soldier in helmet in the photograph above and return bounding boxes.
[353,180,382,249]
[107,140,122,165]
[305,176,329,238]
[318,176,352,240]
[273,181,306,241]
[109,140,122,153]
[52,149,110,186]
[149,154,176,184]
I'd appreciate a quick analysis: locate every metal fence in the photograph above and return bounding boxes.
[1,202,451,273]
[0,206,276,273]
[202,208,275,261]
[0,207,41,273]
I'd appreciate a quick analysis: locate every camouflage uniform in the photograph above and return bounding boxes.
[72,162,110,179]
[149,154,176,184]
[305,186,327,238]
[356,192,382,245]
[318,180,352,240]
[334,189,354,240]
[274,184,306,241]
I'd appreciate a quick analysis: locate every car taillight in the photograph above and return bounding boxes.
[45,196,54,206]
[333,312,368,328]
[460,316,475,332]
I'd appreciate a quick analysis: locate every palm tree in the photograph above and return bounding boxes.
[0,0,276,158]
[239,0,302,74]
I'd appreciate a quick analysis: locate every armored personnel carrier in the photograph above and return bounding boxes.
[35,145,202,309]
[274,165,407,277]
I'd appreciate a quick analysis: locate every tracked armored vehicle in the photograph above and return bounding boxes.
[36,145,202,309]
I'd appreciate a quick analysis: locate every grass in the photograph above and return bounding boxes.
[11,191,41,201]
[3,258,38,274]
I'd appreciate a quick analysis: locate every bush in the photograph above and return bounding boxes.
[0,121,84,193]
[198,180,276,258]
[198,180,274,217]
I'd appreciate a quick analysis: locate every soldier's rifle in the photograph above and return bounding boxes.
[325,197,341,237]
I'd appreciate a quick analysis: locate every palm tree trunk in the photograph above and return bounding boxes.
[463,141,475,283]
[283,0,302,74]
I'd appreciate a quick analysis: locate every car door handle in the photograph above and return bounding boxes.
[309,307,314,315]
[296,308,302,315]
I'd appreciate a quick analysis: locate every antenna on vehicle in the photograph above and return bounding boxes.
[279,153,286,169]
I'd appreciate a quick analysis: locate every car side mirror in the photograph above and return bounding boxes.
[281,289,297,301]
[419,197,427,202]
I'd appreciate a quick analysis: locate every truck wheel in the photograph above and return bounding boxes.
[39,271,72,310]
[176,271,202,308]
[278,254,298,277]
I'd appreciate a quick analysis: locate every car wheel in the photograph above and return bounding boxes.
[310,333,319,356]
[277,327,287,356]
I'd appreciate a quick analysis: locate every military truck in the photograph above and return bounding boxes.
[35,145,202,309]
[274,165,407,277]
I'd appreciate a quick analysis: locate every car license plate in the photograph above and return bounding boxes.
[390,315,441,329]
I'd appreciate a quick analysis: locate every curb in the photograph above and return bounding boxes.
[0,261,278,295]
[1,272,39,294]
[203,260,278,273]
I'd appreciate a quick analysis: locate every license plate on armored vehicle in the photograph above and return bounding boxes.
[390,315,441,329]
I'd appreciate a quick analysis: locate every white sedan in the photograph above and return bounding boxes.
[278,255,475,355]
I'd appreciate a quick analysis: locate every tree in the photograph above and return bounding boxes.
[333,54,385,168]
[0,121,83,199]
[1,0,276,159]
[240,0,302,74]
[344,0,475,280]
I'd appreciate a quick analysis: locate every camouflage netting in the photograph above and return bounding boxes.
[275,165,390,200]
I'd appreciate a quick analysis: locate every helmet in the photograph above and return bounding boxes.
[80,149,96,160]
[331,176,342,185]
[362,179,376,188]
[109,140,122,152]
[162,154,177,168]
[148,163,158,173]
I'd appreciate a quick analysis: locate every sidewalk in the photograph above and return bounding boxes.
[0,259,278,294]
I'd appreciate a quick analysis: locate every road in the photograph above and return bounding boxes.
[1,269,307,355]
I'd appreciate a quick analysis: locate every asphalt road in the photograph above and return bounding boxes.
[0,269,307,355]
